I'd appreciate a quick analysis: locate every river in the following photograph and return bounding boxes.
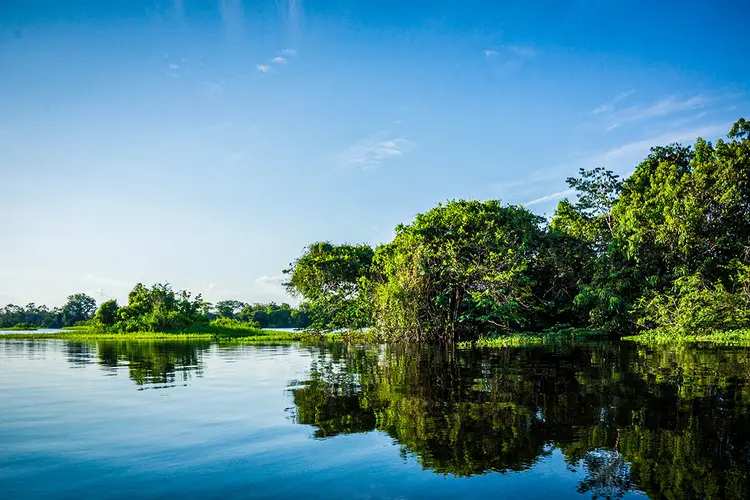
[1,338,748,499]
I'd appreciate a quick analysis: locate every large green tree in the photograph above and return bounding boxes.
[284,242,374,330]
[61,293,97,326]
[370,200,547,342]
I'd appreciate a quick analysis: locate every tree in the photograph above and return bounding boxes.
[284,242,374,330]
[215,300,247,319]
[117,283,206,332]
[565,166,623,240]
[370,200,547,342]
[94,299,120,327]
[61,293,97,326]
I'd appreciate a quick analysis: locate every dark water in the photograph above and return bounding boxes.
[1,340,749,499]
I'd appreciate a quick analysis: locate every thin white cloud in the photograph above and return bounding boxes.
[256,64,272,73]
[621,95,703,121]
[272,56,287,64]
[501,121,731,211]
[525,189,575,206]
[219,0,244,37]
[484,44,538,72]
[281,48,297,56]
[592,89,636,114]
[277,0,302,36]
[339,134,414,170]
[255,275,284,285]
[169,63,179,70]
[600,95,705,130]
[598,122,730,161]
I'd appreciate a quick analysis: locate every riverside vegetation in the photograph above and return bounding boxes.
[3,119,749,345]
[284,119,750,344]
[0,285,314,341]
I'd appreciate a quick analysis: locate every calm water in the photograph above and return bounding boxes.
[1,340,749,499]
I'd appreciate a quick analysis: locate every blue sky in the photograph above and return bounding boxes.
[1,0,748,307]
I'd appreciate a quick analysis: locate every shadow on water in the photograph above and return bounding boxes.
[288,341,750,499]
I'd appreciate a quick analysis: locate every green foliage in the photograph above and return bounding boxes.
[4,322,39,331]
[214,300,247,319]
[237,302,311,329]
[370,200,547,342]
[208,317,263,331]
[94,299,119,327]
[1,288,312,335]
[284,241,374,330]
[4,118,749,342]
[60,293,97,326]
[564,166,623,242]
[635,268,750,336]
[114,283,207,332]
[281,121,749,342]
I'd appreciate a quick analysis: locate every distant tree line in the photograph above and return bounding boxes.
[0,293,96,329]
[284,119,750,341]
[0,285,312,332]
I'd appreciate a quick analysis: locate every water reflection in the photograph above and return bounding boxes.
[289,342,750,499]
[45,340,210,388]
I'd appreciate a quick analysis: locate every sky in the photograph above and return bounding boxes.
[1,0,749,308]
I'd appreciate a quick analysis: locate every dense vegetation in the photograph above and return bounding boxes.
[285,119,750,342]
[0,284,312,333]
[0,293,96,329]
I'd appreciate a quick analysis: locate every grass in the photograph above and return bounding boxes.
[0,324,325,343]
[0,324,40,331]
[623,328,750,346]
[458,328,606,348]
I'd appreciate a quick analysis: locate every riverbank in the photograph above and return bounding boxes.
[6,325,750,347]
[0,324,323,343]
[623,328,750,345]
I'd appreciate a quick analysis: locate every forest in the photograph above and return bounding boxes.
[284,119,750,342]
[4,119,748,342]
[0,286,311,332]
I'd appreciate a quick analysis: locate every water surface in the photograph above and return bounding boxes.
[1,339,748,499]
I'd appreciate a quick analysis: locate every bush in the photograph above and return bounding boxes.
[210,317,262,330]
[635,271,750,336]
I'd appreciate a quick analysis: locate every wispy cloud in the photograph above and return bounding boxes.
[595,94,705,130]
[525,189,575,206]
[597,122,729,161]
[502,121,732,211]
[483,44,538,72]
[592,89,635,114]
[338,133,414,170]
[255,275,285,285]
[277,0,302,37]
[257,49,297,75]
[219,0,244,38]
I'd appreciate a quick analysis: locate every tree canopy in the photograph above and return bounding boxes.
[286,119,750,341]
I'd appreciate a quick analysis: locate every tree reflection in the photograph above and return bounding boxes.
[94,340,209,388]
[290,341,750,499]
